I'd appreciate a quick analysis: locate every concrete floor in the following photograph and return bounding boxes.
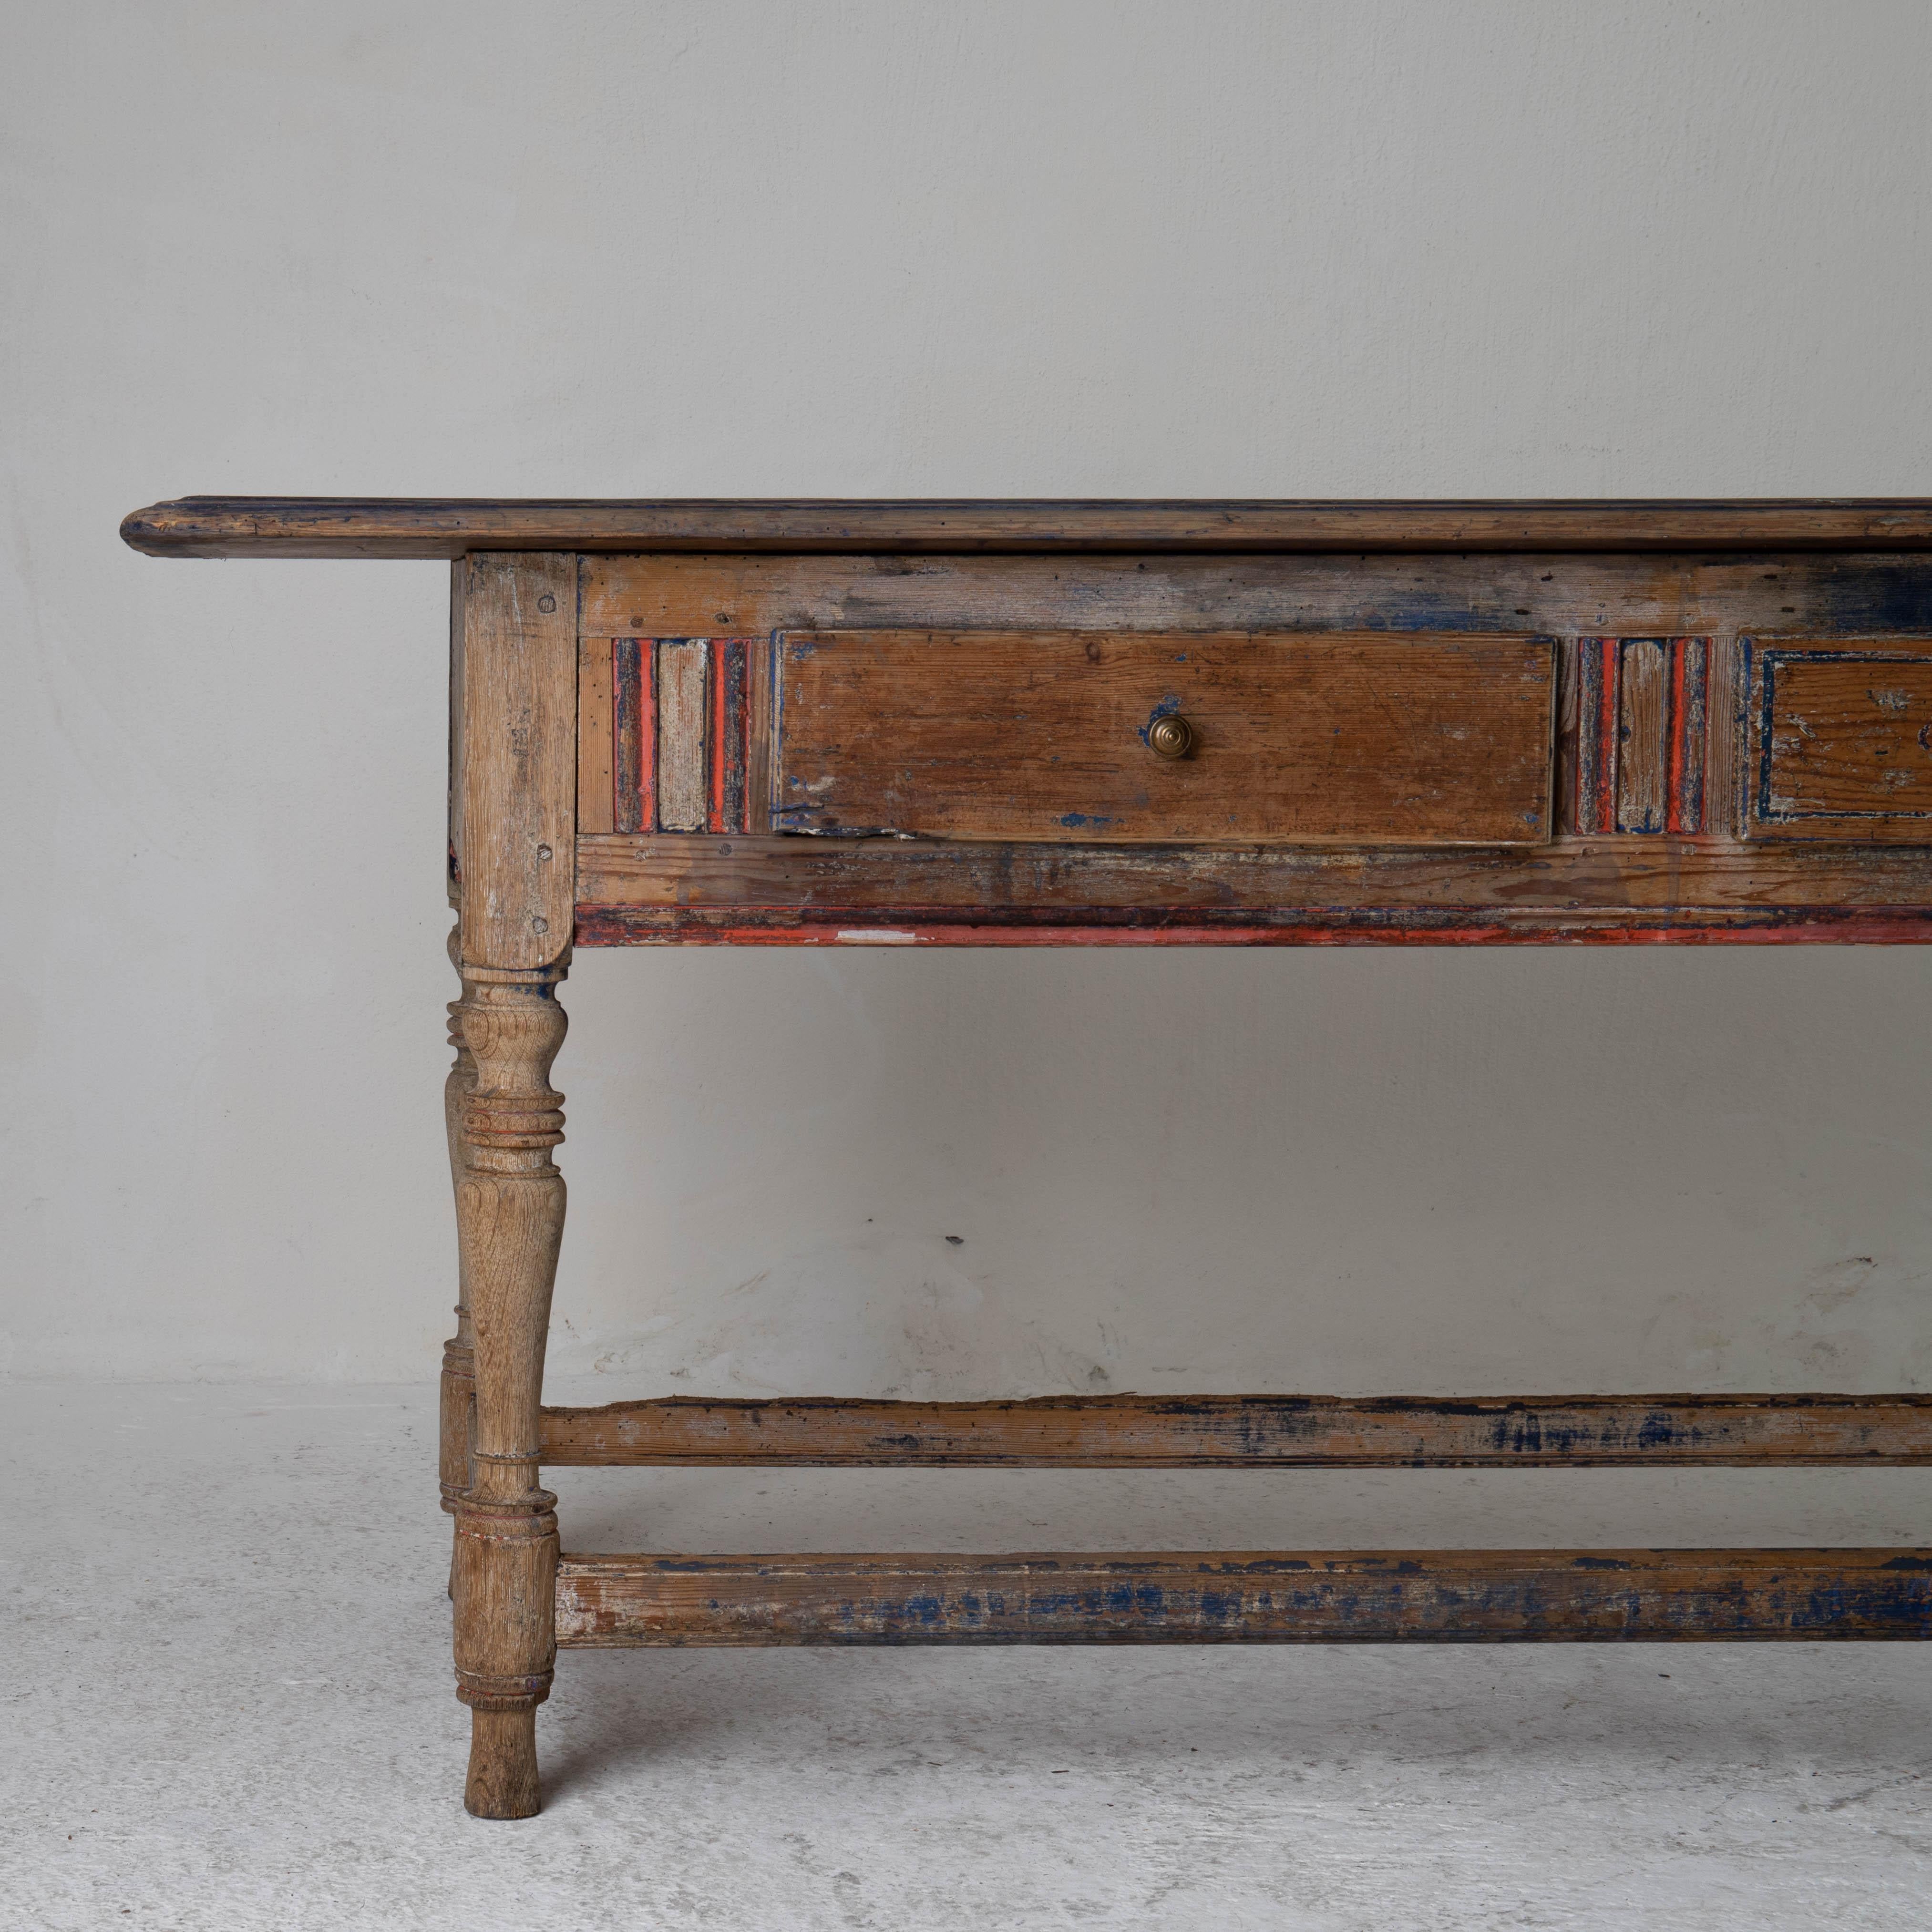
[4,1382,1930,1930]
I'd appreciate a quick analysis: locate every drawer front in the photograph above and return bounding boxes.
[771,630,1555,845]
[1749,640,1932,841]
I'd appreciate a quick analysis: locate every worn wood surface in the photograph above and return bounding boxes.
[462,1711,540,1821]
[709,638,749,834]
[573,832,1932,945]
[122,499,1932,1818]
[554,1548,1932,1645]
[576,913,1932,945]
[1616,639,1668,832]
[654,638,709,832]
[1751,643,1932,840]
[455,555,576,970]
[771,631,1554,845]
[1573,638,1619,834]
[537,1392,1932,1468]
[575,639,614,837]
[450,968,568,1819]
[446,563,464,906]
[1574,636,1713,838]
[1668,638,1711,832]
[439,937,477,1553]
[583,550,1932,642]
[120,497,1932,558]
[746,635,775,827]
[605,635,756,837]
[611,638,651,834]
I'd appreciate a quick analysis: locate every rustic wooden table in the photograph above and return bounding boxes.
[123,498,1932,1818]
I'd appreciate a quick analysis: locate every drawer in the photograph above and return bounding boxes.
[770,630,1555,845]
[1748,640,1932,841]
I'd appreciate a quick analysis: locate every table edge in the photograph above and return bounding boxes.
[120,496,1932,558]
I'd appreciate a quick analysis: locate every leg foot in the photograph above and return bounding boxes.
[465,1708,540,1819]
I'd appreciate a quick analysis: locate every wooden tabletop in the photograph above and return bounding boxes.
[120,497,1932,558]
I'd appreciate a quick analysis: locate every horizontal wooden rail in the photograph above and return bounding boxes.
[554,1548,1932,1645]
[537,1393,1932,1468]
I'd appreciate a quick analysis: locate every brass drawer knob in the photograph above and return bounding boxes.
[1147,713,1195,760]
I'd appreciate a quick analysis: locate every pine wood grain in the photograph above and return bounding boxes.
[572,832,1932,937]
[455,555,576,970]
[439,936,477,1554]
[1706,630,1744,836]
[582,551,1932,644]
[120,497,1932,558]
[1751,643,1932,840]
[117,497,1932,1817]
[709,639,749,834]
[576,913,1932,945]
[450,969,569,1819]
[1616,639,1669,832]
[1666,638,1711,833]
[575,639,615,837]
[554,1548,1932,1645]
[538,1392,1932,1469]
[654,639,709,832]
[772,631,1554,845]
[611,637,652,834]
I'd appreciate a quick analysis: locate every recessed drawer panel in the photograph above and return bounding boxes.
[771,630,1555,845]
[1749,641,1932,841]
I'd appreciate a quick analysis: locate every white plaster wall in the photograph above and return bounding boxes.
[5,0,1931,1393]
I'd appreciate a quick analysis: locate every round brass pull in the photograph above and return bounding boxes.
[1147,713,1195,760]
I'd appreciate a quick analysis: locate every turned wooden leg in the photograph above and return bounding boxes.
[441,931,477,1595]
[451,961,567,1819]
